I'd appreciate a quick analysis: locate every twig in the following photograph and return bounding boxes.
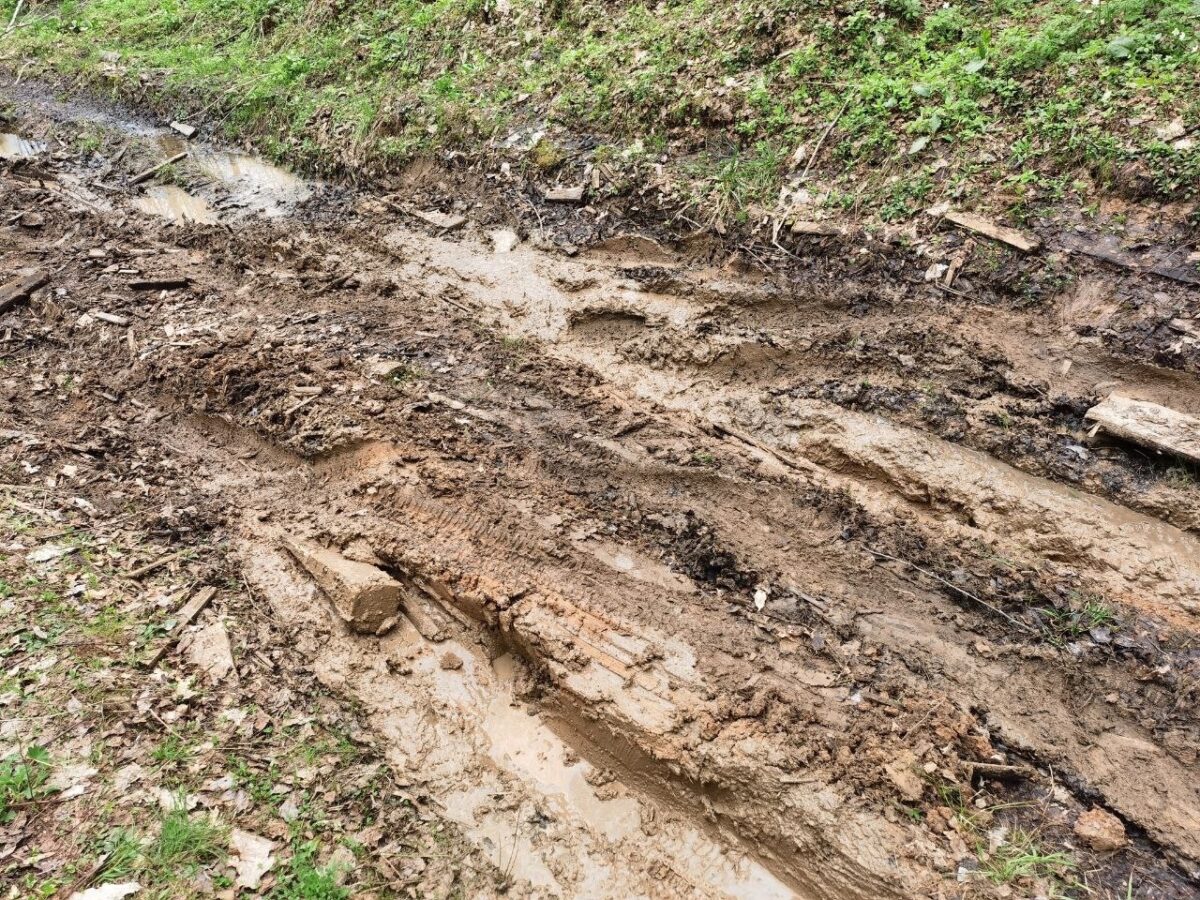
[125,547,190,579]
[4,0,24,33]
[866,548,1037,634]
[800,94,852,184]
[143,585,217,669]
[54,851,110,899]
[129,152,188,186]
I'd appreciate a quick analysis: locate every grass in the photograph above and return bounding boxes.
[980,827,1075,885]
[269,840,350,900]
[145,807,227,876]
[2,0,1197,223]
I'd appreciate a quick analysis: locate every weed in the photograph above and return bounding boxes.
[151,733,192,766]
[0,746,52,823]
[269,840,350,900]
[96,827,143,883]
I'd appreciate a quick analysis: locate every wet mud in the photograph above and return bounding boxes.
[4,79,1200,899]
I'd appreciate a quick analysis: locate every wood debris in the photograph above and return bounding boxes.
[413,209,466,231]
[543,185,585,203]
[128,276,190,291]
[1085,393,1200,466]
[129,151,188,186]
[0,270,48,314]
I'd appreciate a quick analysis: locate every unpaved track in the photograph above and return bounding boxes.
[3,83,1200,898]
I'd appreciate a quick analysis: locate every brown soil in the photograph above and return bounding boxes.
[3,80,1200,899]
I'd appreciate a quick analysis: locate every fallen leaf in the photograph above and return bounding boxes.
[69,883,141,900]
[230,828,276,889]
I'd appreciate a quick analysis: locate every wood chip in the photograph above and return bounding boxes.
[943,210,1041,253]
[1085,394,1200,466]
[169,122,196,139]
[93,311,130,326]
[543,185,585,203]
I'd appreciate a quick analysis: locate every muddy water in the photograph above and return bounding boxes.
[0,133,45,159]
[154,135,311,217]
[132,185,218,224]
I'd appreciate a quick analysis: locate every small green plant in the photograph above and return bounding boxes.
[0,746,53,823]
[269,840,350,900]
[151,733,192,766]
[96,827,143,883]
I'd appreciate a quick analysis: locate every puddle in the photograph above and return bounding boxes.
[132,185,218,224]
[155,135,311,217]
[0,133,46,160]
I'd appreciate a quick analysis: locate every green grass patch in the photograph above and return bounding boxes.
[2,0,1198,219]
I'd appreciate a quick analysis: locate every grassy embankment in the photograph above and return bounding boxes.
[3,0,1198,224]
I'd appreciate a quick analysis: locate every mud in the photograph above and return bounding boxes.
[4,80,1200,898]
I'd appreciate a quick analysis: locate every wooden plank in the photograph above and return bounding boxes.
[943,211,1041,253]
[0,271,48,314]
[1085,394,1200,467]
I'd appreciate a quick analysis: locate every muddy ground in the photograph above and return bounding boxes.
[3,79,1200,899]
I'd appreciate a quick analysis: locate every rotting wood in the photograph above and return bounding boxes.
[281,534,402,634]
[943,211,1041,252]
[1059,232,1200,286]
[1085,394,1200,467]
[0,271,48,314]
[129,151,188,186]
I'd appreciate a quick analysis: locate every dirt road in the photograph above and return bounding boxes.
[3,81,1199,898]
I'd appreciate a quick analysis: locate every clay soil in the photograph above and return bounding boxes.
[3,80,1200,899]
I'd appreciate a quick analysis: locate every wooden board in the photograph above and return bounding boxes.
[944,211,1041,253]
[1085,394,1200,467]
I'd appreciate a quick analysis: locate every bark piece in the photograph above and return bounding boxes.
[944,210,1041,252]
[282,535,402,633]
[0,271,48,314]
[1085,394,1200,466]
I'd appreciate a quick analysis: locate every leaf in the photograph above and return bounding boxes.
[69,883,141,900]
[911,82,933,98]
[964,57,986,74]
[908,135,931,155]
[1105,35,1134,59]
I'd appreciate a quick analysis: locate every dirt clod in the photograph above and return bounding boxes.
[1074,808,1128,852]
